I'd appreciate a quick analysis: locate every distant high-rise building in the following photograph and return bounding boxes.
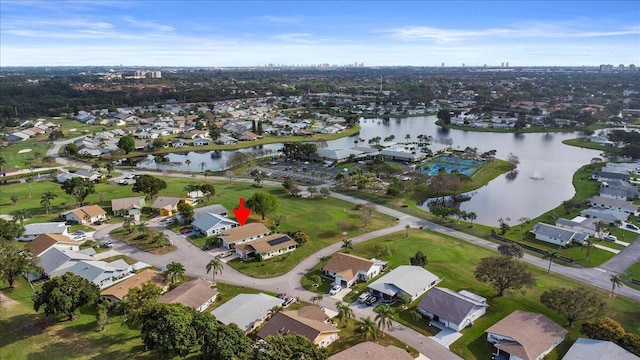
[501,62,505,67]
[599,64,614,73]
[618,64,625,72]
[506,62,509,67]
[630,64,636,73]
[441,62,445,67]
[462,63,465,67]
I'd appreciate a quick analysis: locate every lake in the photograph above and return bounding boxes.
[137,116,602,226]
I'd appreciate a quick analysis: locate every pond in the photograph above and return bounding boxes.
[136,116,602,226]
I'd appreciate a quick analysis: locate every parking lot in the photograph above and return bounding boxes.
[249,158,344,185]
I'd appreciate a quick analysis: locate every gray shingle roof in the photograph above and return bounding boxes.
[368,265,440,298]
[418,287,488,325]
[23,222,68,236]
[562,338,639,360]
[193,213,238,232]
[532,223,586,243]
[39,248,94,276]
[211,293,282,331]
[193,204,228,218]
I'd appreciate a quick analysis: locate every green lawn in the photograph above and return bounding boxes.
[347,230,640,360]
[110,227,177,255]
[1,140,54,169]
[327,318,418,357]
[562,138,621,154]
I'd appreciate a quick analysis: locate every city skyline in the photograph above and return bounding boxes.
[1,0,639,67]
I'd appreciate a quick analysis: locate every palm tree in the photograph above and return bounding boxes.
[335,301,354,327]
[25,176,34,199]
[405,133,411,142]
[358,316,379,340]
[310,294,323,304]
[200,161,207,173]
[105,162,115,176]
[185,159,192,172]
[206,256,224,283]
[410,308,422,322]
[136,222,148,234]
[0,156,6,172]
[610,274,623,297]
[123,216,134,234]
[14,208,29,224]
[153,231,169,246]
[405,224,411,238]
[543,248,561,274]
[375,304,395,336]
[341,239,353,253]
[40,191,57,215]
[582,238,595,265]
[163,262,186,285]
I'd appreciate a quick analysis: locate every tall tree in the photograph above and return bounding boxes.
[437,109,451,125]
[374,304,395,336]
[610,274,623,297]
[40,191,57,215]
[358,316,379,341]
[33,273,99,321]
[409,250,428,267]
[252,333,327,360]
[498,243,524,258]
[121,282,163,327]
[246,192,279,220]
[335,301,354,327]
[0,242,40,288]
[0,156,6,172]
[341,239,353,253]
[61,177,95,205]
[140,303,197,359]
[200,183,215,203]
[540,287,606,326]
[0,218,25,241]
[177,202,194,224]
[201,322,252,360]
[474,256,535,296]
[544,249,561,274]
[206,256,224,283]
[117,135,135,154]
[163,262,186,285]
[581,317,626,342]
[132,174,167,198]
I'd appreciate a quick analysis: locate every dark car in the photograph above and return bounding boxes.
[276,293,286,299]
[93,220,102,225]
[626,224,639,231]
[365,296,378,306]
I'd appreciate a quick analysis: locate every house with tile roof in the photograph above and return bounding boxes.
[158,279,218,312]
[257,305,340,348]
[329,342,414,360]
[211,293,283,334]
[151,196,190,216]
[418,288,488,331]
[321,253,386,288]
[235,233,298,260]
[218,223,271,249]
[26,233,79,256]
[61,205,107,225]
[367,265,441,303]
[100,268,169,303]
[486,310,567,360]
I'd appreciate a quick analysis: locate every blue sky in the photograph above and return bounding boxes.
[1,1,639,67]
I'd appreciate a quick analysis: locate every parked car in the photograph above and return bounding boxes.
[329,285,342,295]
[71,230,85,236]
[365,296,378,306]
[276,293,287,299]
[283,174,290,179]
[626,224,639,231]
[283,296,296,307]
[358,292,371,303]
[93,220,102,225]
[180,228,192,234]
[101,241,113,248]
[605,235,618,242]
[164,218,176,225]
[73,235,86,241]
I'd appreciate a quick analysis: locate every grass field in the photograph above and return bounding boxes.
[345,230,640,360]
[110,227,177,255]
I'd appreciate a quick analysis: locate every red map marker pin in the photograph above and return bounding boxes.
[233,197,251,227]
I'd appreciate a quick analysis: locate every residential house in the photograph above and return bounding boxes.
[591,171,629,182]
[329,342,415,360]
[211,293,283,334]
[486,310,568,360]
[367,265,441,303]
[74,169,102,182]
[192,213,238,237]
[554,218,596,236]
[531,223,590,247]
[235,234,298,260]
[257,306,340,348]
[321,253,386,288]
[170,139,186,148]
[589,196,639,216]
[418,288,488,331]
[562,338,639,360]
[100,268,168,303]
[111,196,146,219]
[61,205,108,225]
[239,131,259,141]
[4,132,30,142]
[600,179,639,200]
[218,223,271,249]
[216,135,238,145]
[17,222,70,241]
[192,204,228,219]
[26,233,79,256]
[151,196,187,216]
[158,279,218,312]
[580,208,629,225]
[193,138,211,146]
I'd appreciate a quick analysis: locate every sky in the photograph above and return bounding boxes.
[1,0,639,67]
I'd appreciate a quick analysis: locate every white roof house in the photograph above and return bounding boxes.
[562,338,639,360]
[418,288,488,331]
[192,213,238,237]
[211,293,283,334]
[17,222,70,241]
[367,265,441,302]
[531,223,590,247]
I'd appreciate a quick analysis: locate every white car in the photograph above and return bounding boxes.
[329,285,342,296]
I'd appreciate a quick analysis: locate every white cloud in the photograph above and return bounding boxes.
[259,15,302,24]
[121,16,174,32]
